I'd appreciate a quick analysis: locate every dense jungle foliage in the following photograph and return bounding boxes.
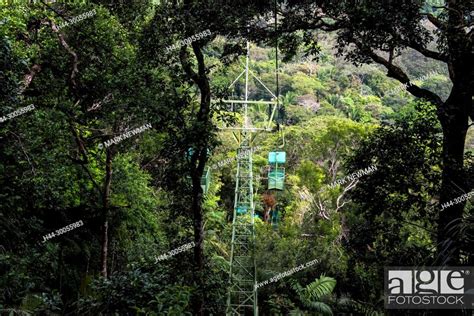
[1,0,472,315]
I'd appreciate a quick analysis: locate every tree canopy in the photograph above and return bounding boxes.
[0,0,472,315]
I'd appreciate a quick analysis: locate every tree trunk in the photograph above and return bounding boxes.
[191,176,204,316]
[436,83,470,264]
[435,0,474,265]
[192,173,204,256]
[190,111,210,315]
[100,149,113,278]
[177,11,212,311]
[178,37,211,316]
[100,220,109,277]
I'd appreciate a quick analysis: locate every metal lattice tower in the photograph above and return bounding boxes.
[221,41,279,316]
[226,134,257,315]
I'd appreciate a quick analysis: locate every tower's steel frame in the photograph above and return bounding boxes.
[222,41,278,316]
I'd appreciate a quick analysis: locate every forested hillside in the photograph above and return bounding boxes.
[1,0,472,315]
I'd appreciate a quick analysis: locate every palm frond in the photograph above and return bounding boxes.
[290,279,305,298]
[303,301,333,316]
[304,275,336,301]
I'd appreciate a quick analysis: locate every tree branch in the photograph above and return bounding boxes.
[49,21,79,90]
[423,13,445,29]
[67,118,103,196]
[179,46,200,84]
[8,131,36,176]
[87,93,113,112]
[279,16,341,33]
[358,44,444,107]
[19,64,42,95]
[315,197,330,220]
[192,42,206,80]
[40,0,73,23]
[406,41,448,62]
[335,179,358,213]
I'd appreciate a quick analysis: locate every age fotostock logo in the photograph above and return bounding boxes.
[385,267,474,309]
